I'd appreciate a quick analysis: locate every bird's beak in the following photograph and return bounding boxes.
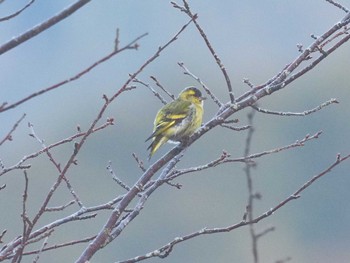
[200,96,207,101]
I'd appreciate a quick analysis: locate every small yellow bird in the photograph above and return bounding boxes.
[146,87,205,160]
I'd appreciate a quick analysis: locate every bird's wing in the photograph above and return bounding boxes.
[145,100,191,141]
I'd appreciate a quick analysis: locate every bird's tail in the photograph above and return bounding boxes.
[147,136,168,160]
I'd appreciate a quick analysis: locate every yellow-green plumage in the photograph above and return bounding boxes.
[146,87,205,160]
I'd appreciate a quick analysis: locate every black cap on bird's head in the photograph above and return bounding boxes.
[179,87,206,101]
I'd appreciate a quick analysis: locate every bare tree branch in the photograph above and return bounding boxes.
[0,0,36,22]
[71,17,196,263]
[116,152,350,263]
[150,76,175,100]
[0,120,113,177]
[0,230,7,244]
[0,33,148,113]
[178,62,223,107]
[243,110,259,263]
[0,113,26,146]
[0,0,91,55]
[31,236,49,263]
[133,77,168,105]
[1,1,350,262]
[325,0,349,12]
[251,98,339,116]
[172,0,235,103]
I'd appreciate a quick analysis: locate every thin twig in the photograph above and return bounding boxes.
[178,62,223,107]
[319,25,349,49]
[0,0,35,22]
[107,161,135,193]
[133,78,167,105]
[22,236,95,257]
[229,131,322,162]
[0,195,123,260]
[25,229,54,246]
[45,200,76,212]
[0,121,113,177]
[255,226,275,239]
[12,170,30,262]
[150,76,175,100]
[0,0,91,55]
[109,152,185,242]
[0,33,147,113]
[243,110,259,263]
[166,151,230,181]
[0,113,26,146]
[243,78,255,89]
[172,0,235,103]
[167,131,322,180]
[132,153,146,172]
[275,256,292,263]
[0,229,7,243]
[32,236,49,263]
[251,98,338,116]
[236,14,350,104]
[220,123,250,131]
[114,28,120,51]
[325,0,349,12]
[28,123,83,208]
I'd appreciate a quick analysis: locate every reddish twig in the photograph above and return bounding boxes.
[28,123,83,207]
[0,210,99,261]
[150,76,175,100]
[0,33,147,113]
[0,113,26,146]
[131,153,146,172]
[22,236,95,258]
[0,121,113,177]
[12,170,30,262]
[133,77,168,105]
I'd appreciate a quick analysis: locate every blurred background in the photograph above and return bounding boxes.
[1,0,350,262]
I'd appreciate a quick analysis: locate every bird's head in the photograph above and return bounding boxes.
[178,87,206,104]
